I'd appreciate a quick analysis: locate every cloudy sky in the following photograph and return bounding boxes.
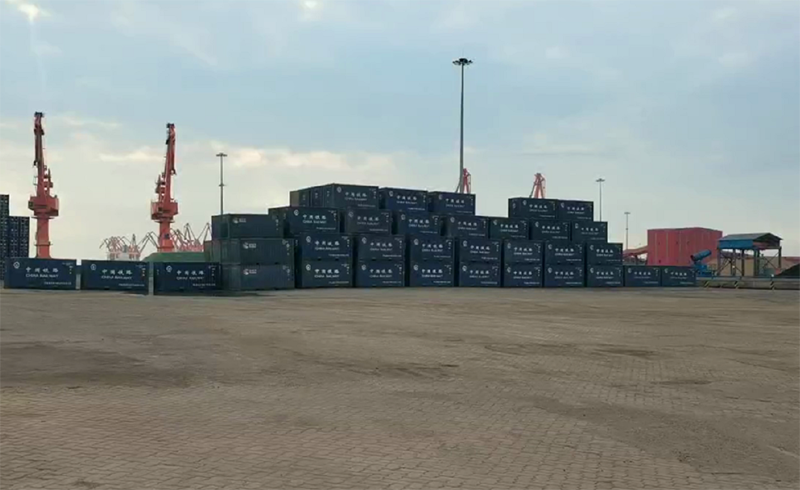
[1,0,798,259]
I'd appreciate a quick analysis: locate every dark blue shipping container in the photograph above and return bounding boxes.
[489,217,529,240]
[379,187,428,212]
[408,236,454,262]
[342,209,392,235]
[457,263,501,287]
[457,238,502,263]
[297,260,353,288]
[507,198,558,220]
[624,266,661,287]
[153,262,221,294]
[586,242,623,265]
[442,215,488,238]
[571,221,608,244]
[296,234,353,261]
[543,265,585,288]
[4,258,77,290]
[427,192,476,216]
[503,240,543,265]
[356,235,405,261]
[80,260,149,293]
[557,200,594,222]
[393,212,441,236]
[355,261,405,287]
[320,183,379,210]
[268,207,340,236]
[212,238,294,265]
[586,265,623,287]
[222,264,294,291]
[290,186,322,207]
[660,266,696,287]
[529,220,570,241]
[408,261,454,287]
[503,264,542,288]
[544,241,585,265]
[211,214,282,239]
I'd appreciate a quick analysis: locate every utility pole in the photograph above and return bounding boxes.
[595,178,606,221]
[216,152,227,215]
[624,211,630,250]
[453,57,473,193]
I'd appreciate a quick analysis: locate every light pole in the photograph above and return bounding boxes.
[453,57,472,193]
[624,211,630,250]
[216,152,227,215]
[595,178,605,221]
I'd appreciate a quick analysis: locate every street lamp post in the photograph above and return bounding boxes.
[216,152,227,215]
[453,57,473,193]
[624,211,631,250]
[595,178,606,221]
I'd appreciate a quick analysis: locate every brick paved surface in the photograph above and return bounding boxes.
[1,288,798,489]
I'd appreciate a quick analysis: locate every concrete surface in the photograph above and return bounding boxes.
[1,288,798,490]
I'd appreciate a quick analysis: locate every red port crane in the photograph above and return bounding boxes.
[456,167,472,194]
[529,173,546,199]
[27,112,59,258]
[150,123,179,252]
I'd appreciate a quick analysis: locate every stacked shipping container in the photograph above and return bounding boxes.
[0,194,31,282]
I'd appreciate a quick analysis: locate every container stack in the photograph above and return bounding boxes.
[0,195,31,282]
[381,188,453,287]
[208,214,294,291]
[427,192,498,287]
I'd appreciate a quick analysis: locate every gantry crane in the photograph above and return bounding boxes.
[150,123,179,252]
[529,173,546,199]
[27,112,59,258]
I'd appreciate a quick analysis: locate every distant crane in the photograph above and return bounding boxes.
[529,173,546,199]
[456,167,472,194]
[171,223,210,252]
[150,123,179,252]
[27,112,59,258]
[99,234,157,261]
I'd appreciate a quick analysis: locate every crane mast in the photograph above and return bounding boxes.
[150,123,179,252]
[27,112,59,258]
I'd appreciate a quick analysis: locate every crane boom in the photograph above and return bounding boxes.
[27,112,59,258]
[529,173,546,199]
[150,123,179,252]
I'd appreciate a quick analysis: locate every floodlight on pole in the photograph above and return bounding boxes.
[595,178,606,221]
[216,152,227,215]
[453,57,473,193]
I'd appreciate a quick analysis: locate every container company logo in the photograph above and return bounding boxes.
[14,261,62,275]
[366,266,401,275]
[232,217,246,224]
[166,265,205,276]
[511,244,537,253]
[313,239,341,247]
[590,268,617,278]
[551,268,577,278]
[633,269,656,277]
[242,242,257,249]
[410,217,430,225]
[468,244,495,252]
[418,266,446,275]
[243,268,257,276]
[421,242,444,250]
[509,268,536,277]
[340,188,372,199]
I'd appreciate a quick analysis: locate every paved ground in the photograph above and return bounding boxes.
[1,288,798,490]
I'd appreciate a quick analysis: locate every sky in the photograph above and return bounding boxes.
[0,0,798,259]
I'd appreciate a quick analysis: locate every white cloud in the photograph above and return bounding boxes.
[5,0,48,23]
[711,6,738,23]
[545,46,569,60]
[99,147,161,164]
[718,51,753,69]
[51,114,120,130]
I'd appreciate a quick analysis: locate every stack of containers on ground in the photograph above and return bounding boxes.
[508,197,587,287]
[1,194,32,283]
[382,188,453,287]
[207,214,294,291]
[434,192,499,287]
[316,183,404,288]
[499,201,544,287]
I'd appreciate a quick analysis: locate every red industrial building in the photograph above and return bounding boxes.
[647,228,723,266]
